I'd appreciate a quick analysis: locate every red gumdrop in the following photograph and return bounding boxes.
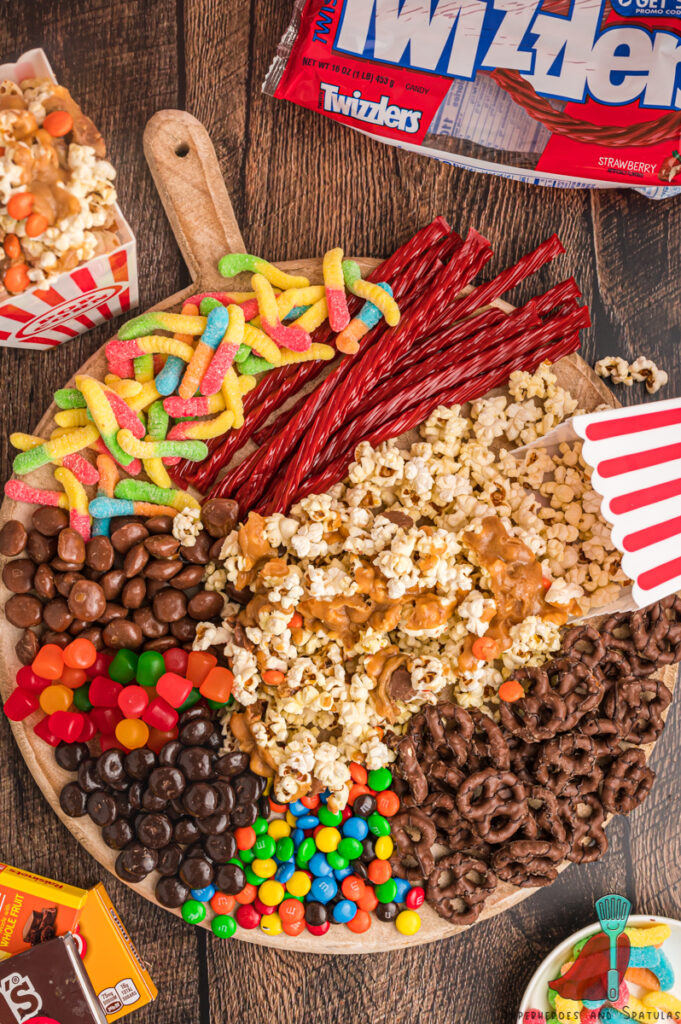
[163,648,189,675]
[186,651,217,687]
[88,652,113,678]
[77,714,96,743]
[99,733,128,753]
[3,688,39,721]
[117,685,149,719]
[146,726,179,754]
[89,675,123,708]
[307,921,330,936]
[235,904,261,930]
[142,697,179,732]
[16,666,51,694]
[89,707,123,735]
[33,716,60,746]
[32,644,65,680]
[48,711,85,743]
[406,886,425,910]
[156,672,192,709]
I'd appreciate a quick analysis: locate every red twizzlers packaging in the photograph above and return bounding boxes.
[264,0,681,197]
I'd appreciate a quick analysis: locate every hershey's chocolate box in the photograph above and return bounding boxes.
[0,934,107,1024]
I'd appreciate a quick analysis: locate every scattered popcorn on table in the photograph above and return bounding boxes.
[595,354,668,394]
[192,365,627,808]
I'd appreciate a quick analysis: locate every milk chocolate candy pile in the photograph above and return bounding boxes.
[391,600,679,925]
[0,500,239,664]
[57,702,266,910]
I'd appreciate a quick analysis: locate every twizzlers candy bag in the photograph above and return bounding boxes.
[264,0,681,197]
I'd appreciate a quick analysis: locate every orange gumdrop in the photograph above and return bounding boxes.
[63,637,97,670]
[60,666,88,689]
[186,650,217,687]
[32,644,64,681]
[199,666,234,703]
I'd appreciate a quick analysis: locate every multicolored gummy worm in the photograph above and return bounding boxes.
[218,252,309,290]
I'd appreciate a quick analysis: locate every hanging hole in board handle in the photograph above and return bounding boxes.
[175,142,190,157]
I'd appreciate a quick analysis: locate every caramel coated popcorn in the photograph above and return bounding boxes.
[196,365,626,808]
[0,77,118,296]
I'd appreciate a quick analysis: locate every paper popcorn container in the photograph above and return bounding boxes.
[0,48,138,350]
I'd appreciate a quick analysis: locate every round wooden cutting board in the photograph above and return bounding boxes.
[0,111,673,953]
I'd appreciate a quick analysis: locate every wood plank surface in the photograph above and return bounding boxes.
[1,2,680,1022]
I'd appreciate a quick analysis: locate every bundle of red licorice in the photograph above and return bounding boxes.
[171,217,589,516]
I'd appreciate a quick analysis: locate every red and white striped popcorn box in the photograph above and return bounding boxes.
[0,49,138,350]
[516,398,681,609]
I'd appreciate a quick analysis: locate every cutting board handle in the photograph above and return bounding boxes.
[143,110,245,289]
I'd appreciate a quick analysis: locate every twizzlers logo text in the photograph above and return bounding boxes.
[327,0,681,110]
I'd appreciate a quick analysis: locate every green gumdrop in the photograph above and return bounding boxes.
[54,388,86,409]
[72,684,92,711]
[178,688,202,712]
[136,650,165,687]
[341,259,362,289]
[109,649,138,684]
[117,312,160,340]
[199,297,224,315]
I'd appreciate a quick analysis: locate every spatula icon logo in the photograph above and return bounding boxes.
[549,894,632,1005]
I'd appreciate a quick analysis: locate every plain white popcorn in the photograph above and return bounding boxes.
[204,365,628,808]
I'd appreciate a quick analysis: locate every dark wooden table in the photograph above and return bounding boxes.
[1,3,680,1022]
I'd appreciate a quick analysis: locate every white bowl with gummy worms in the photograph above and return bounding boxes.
[516,914,681,1022]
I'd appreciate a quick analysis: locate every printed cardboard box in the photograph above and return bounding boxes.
[0,48,138,350]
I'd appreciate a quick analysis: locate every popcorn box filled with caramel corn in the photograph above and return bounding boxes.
[0,48,138,350]
[0,862,88,959]
[79,883,157,1021]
